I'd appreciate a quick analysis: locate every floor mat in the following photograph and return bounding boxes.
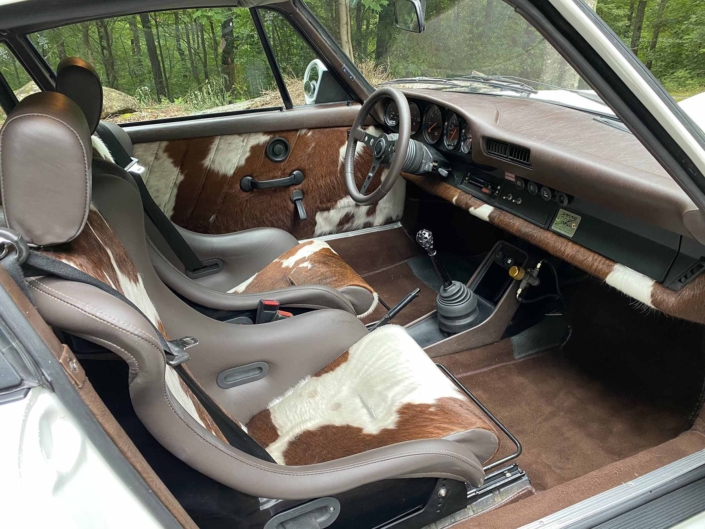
[327,227,419,276]
[459,352,690,491]
[362,262,438,326]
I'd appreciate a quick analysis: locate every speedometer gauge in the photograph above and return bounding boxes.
[422,105,443,144]
[460,120,472,154]
[384,101,399,128]
[443,113,460,150]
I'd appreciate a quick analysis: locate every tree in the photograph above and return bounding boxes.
[221,16,235,92]
[630,0,648,54]
[95,19,118,89]
[174,12,189,77]
[139,13,167,101]
[338,0,354,58]
[183,16,201,84]
[374,3,393,63]
[646,0,668,69]
[128,15,144,83]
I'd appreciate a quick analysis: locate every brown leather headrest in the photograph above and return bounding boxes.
[56,57,102,134]
[0,92,92,246]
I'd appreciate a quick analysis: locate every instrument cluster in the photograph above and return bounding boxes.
[384,99,472,155]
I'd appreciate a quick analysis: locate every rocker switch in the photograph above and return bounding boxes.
[291,190,307,221]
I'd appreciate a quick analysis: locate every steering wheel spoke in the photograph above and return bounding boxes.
[360,158,382,194]
[351,127,378,148]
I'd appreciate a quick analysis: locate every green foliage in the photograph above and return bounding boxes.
[597,0,705,97]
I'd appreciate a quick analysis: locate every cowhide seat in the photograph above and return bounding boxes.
[56,56,379,318]
[2,92,499,499]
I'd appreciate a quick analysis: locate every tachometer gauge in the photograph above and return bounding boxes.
[409,102,421,135]
[460,120,472,154]
[384,100,399,128]
[443,112,460,150]
[422,104,442,144]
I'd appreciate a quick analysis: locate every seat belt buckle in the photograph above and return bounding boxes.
[125,158,145,174]
[256,300,283,324]
[165,336,198,366]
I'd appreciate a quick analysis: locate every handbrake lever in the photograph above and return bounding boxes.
[368,288,420,331]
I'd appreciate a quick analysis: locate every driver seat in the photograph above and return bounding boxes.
[56,57,380,318]
[1,92,499,502]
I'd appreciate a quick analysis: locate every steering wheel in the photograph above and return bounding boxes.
[344,87,411,206]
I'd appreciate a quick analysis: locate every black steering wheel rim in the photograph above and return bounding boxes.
[344,87,410,206]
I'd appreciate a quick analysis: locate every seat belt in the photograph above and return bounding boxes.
[0,239,275,463]
[96,123,221,279]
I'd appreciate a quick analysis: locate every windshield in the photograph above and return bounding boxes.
[304,0,610,113]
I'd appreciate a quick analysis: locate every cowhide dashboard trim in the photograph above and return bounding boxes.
[405,173,705,325]
[132,127,405,239]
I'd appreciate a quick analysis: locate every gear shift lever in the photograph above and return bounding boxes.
[416,229,479,334]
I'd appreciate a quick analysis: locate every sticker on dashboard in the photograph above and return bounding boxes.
[551,209,581,238]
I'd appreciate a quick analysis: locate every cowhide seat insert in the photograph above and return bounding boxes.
[247,325,499,466]
[34,206,496,468]
[230,239,379,318]
[31,206,234,442]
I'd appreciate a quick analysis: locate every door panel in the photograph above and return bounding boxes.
[132,126,405,239]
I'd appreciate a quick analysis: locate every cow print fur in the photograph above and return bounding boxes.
[36,206,229,441]
[407,173,705,325]
[132,127,405,239]
[231,239,379,317]
[246,325,498,466]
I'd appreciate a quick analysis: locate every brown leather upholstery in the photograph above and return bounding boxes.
[56,57,378,316]
[3,91,498,499]
[0,92,91,246]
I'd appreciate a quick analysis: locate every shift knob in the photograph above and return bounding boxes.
[416,229,435,254]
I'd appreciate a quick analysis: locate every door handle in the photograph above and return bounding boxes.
[240,170,304,192]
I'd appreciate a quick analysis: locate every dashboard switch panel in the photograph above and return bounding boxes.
[497,181,558,227]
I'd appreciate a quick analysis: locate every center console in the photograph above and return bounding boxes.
[406,234,527,352]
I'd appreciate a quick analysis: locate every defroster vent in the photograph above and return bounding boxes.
[485,139,531,167]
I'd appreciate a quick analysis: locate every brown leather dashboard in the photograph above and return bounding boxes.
[403,89,705,242]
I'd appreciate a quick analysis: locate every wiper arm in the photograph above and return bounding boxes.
[382,76,535,95]
[381,77,467,88]
[453,74,537,95]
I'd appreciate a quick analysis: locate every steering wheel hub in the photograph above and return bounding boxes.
[373,137,387,157]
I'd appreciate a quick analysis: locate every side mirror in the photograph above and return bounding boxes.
[394,0,426,33]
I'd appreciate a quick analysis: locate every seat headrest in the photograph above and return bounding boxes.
[56,57,102,134]
[0,92,92,246]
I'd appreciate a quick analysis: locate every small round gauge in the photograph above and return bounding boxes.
[443,112,460,150]
[422,104,443,144]
[409,102,421,135]
[460,121,472,154]
[384,100,399,128]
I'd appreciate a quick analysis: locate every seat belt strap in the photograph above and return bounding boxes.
[96,123,219,278]
[0,242,275,463]
[96,122,133,168]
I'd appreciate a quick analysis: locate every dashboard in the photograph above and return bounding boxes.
[383,90,705,291]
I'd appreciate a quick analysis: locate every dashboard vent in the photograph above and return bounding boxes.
[486,139,531,167]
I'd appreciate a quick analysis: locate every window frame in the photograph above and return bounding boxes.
[18,6,330,126]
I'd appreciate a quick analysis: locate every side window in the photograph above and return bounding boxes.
[30,9,284,124]
[0,44,34,123]
[259,9,350,106]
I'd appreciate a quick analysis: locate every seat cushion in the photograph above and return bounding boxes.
[229,239,379,318]
[247,325,499,466]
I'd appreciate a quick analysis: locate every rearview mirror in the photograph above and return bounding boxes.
[394,0,426,33]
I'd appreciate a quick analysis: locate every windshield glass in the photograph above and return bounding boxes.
[304,0,610,114]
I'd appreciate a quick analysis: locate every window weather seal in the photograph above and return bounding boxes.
[251,8,292,110]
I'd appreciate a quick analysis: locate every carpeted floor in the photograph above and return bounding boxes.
[458,351,689,491]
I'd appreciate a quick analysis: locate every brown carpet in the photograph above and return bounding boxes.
[455,430,705,529]
[362,262,438,326]
[459,351,690,491]
[327,227,438,326]
[327,227,419,276]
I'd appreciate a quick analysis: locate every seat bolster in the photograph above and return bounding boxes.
[148,238,357,314]
[444,429,500,465]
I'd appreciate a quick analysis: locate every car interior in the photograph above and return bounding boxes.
[1,1,705,528]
